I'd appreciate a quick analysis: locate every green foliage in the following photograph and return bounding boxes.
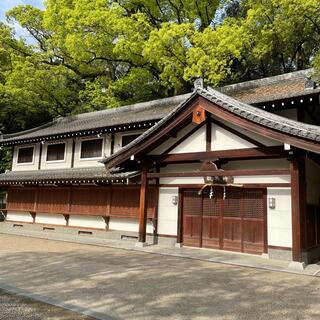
[0,0,320,140]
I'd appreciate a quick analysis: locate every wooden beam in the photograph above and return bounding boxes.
[148,146,289,164]
[158,183,291,188]
[138,166,148,243]
[290,157,307,262]
[148,169,290,178]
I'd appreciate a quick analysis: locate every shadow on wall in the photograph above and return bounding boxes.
[0,237,319,319]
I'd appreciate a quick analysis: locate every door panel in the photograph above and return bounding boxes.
[182,187,266,255]
[182,190,202,247]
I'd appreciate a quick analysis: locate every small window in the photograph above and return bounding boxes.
[46,143,66,162]
[122,134,140,147]
[17,146,34,164]
[80,139,103,159]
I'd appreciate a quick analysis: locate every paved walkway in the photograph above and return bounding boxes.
[1,224,320,276]
[0,233,320,320]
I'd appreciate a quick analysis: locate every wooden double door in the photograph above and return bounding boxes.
[182,187,267,255]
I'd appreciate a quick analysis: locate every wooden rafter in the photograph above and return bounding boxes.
[147,169,290,178]
[147,146,290,164]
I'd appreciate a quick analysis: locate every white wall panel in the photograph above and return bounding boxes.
[157,187,178,236]
[73,135,108,168]
[35,213,66,226]
[149,123,197,155]
[109,218,153,233]
[267,188,292,248]
[211,119,281,147]
[233,175,290,184]
[6,211,33,223]
[40,139,73,169]
[169,126,206,154]
[12,144,41,172]
[69,215,107,229]
[212,124,255,151]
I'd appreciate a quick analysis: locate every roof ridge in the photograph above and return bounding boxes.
[203,86,320,135]
[219,68,314,93]
[69,93,192,120]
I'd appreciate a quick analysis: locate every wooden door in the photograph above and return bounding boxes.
[182,187,266,255]
[201,189,222,249]
[222,188,242,252]
[182,189,202,247]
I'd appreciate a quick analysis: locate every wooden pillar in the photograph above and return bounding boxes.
[290,157,307,262]
[138,166,148,243]
[176,188,183,244]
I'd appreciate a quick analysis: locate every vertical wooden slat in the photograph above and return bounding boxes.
[138,166,148,243]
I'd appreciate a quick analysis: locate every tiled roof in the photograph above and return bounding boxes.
[102,85,320,166]
[219,69,319,104]
[0,167,138,184]
[0,69,319,145]
[0,94,191,145]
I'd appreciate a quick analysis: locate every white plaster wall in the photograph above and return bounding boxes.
[6,211,33,223]
[35,213,66,225]
[149,123,197,155]
[267,188,292,248]
[69,215,107,229]
[159,163,203,184]
[222,159,290,170]
[12,144,41,172]
[73,135,109,168]
[212,124,255,151]
[233,175,290,184]
[109,218,153,233]
[306,158,320,205]
[157,187,178,236]
[114,130,145,154]
[211,119,281,147]
[40,139,73,170]
[169,126,206,154]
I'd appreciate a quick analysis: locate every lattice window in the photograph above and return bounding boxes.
[183,190,202,216]
[242,190,264,219]
[202,188,222,216]
[223,188,242,217]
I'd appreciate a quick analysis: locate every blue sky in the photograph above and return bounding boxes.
[0,0,44,38]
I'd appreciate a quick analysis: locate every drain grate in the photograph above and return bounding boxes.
[121,235,138,241]
[43,227,55,231]
[13,224,23,228]
[78,230,93,235]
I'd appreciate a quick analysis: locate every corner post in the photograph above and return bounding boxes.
[290,157,307,263]
[137,165,148,245]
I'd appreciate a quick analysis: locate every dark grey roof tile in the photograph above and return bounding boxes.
[0,167,139,183]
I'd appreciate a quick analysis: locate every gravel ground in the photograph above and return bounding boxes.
[0,288,94,320]
[0,234,320,320]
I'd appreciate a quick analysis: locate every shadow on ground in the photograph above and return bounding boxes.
[0,234,319,320]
